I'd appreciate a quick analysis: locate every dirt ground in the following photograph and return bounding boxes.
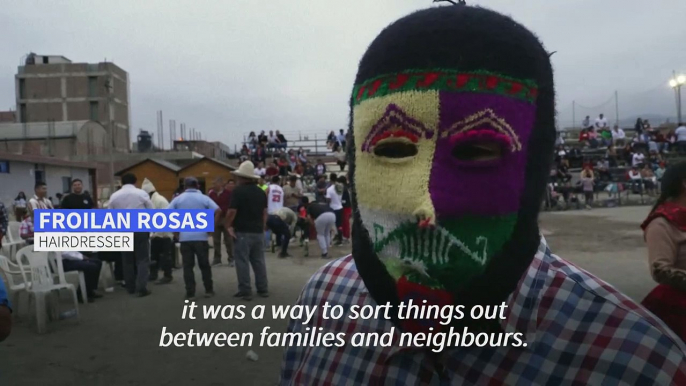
[0,206,656,386]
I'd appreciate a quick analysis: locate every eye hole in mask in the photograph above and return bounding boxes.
[449,129,512,163]
[370,129,420,159]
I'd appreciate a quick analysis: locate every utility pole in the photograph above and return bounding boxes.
[615,90,619,126]
[572,100,576,129]
[160,111,164,150]
[106,75,116,196]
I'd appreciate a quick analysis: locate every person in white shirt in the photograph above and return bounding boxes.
[628,166,643,194]
[675,123,686,154]
[582,116,590,129]
[108,173,154,297]
[267,130,279,149]
[266,176,284,214]
[254,161,267,177]
[555,132,565,146]
[594,114,608,130]
[611,124,626,146]
[325,175,344,245]
[263,176,284,250]
[141,178,174,284]
[27,182,53,221]
[632,151,646,168]
[336,129,347,150]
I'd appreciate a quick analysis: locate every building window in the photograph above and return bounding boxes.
[88,76,97,97]
[19,79,25,99]
[42,56,48,64]
[34,164,45,184]
[62,176,72,194]
[34,170,44,184]
[89,101,99,121]
[19,104,27,122]
[0,161,9,174]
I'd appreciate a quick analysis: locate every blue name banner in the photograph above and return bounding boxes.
[35,210,215,232]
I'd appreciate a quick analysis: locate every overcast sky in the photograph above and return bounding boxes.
[2,0,685,149]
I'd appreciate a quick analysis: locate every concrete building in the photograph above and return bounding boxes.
[0,120,107,158]
[15,53,131,151]
[0,152,97,215]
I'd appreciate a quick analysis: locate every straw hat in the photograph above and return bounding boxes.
[232,161,260,179]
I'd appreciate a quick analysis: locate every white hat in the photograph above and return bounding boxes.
[232,161,260,180]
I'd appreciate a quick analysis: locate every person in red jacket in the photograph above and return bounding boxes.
[578,128,590,146]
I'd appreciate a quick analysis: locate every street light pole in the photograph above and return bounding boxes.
[669,71,685,124]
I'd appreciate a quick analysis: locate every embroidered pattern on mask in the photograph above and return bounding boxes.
[353,69,538,106]
[368,213,518,292]
[361,104,433,152]
[442,108,522,152]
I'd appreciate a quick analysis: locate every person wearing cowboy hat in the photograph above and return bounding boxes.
[224,161,269,301]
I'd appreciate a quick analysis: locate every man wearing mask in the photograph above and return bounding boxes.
[141,178,174,284]
[208,177,234,267]
[281,5,686,385]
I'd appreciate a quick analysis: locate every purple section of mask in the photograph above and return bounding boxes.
[429,92,537,217]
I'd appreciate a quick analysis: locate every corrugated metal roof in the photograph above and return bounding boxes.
[115,158,182,176]
[0,121,100,140]
[180,157,237,171]
[150,159,182,171]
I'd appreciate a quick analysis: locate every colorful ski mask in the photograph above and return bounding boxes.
[348,5,556,332]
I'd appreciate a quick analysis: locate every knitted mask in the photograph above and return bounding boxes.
[348,6,555,332]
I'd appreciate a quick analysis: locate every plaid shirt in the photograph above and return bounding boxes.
[20,216,33,241]
[280,238,686,385]
[0,202,7,235]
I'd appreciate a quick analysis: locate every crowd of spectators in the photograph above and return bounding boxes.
[547,115,685,210]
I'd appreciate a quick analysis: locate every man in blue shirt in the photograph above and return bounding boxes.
[168,177,221,300]
[0,275,11,342]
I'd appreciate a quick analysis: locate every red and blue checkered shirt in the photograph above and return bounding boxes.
[280,238,686,385]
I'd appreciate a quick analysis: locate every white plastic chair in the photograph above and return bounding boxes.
[0,254,28,313]
[16,248,80,334]
[0,253,80,316]
[2,221,26,262]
